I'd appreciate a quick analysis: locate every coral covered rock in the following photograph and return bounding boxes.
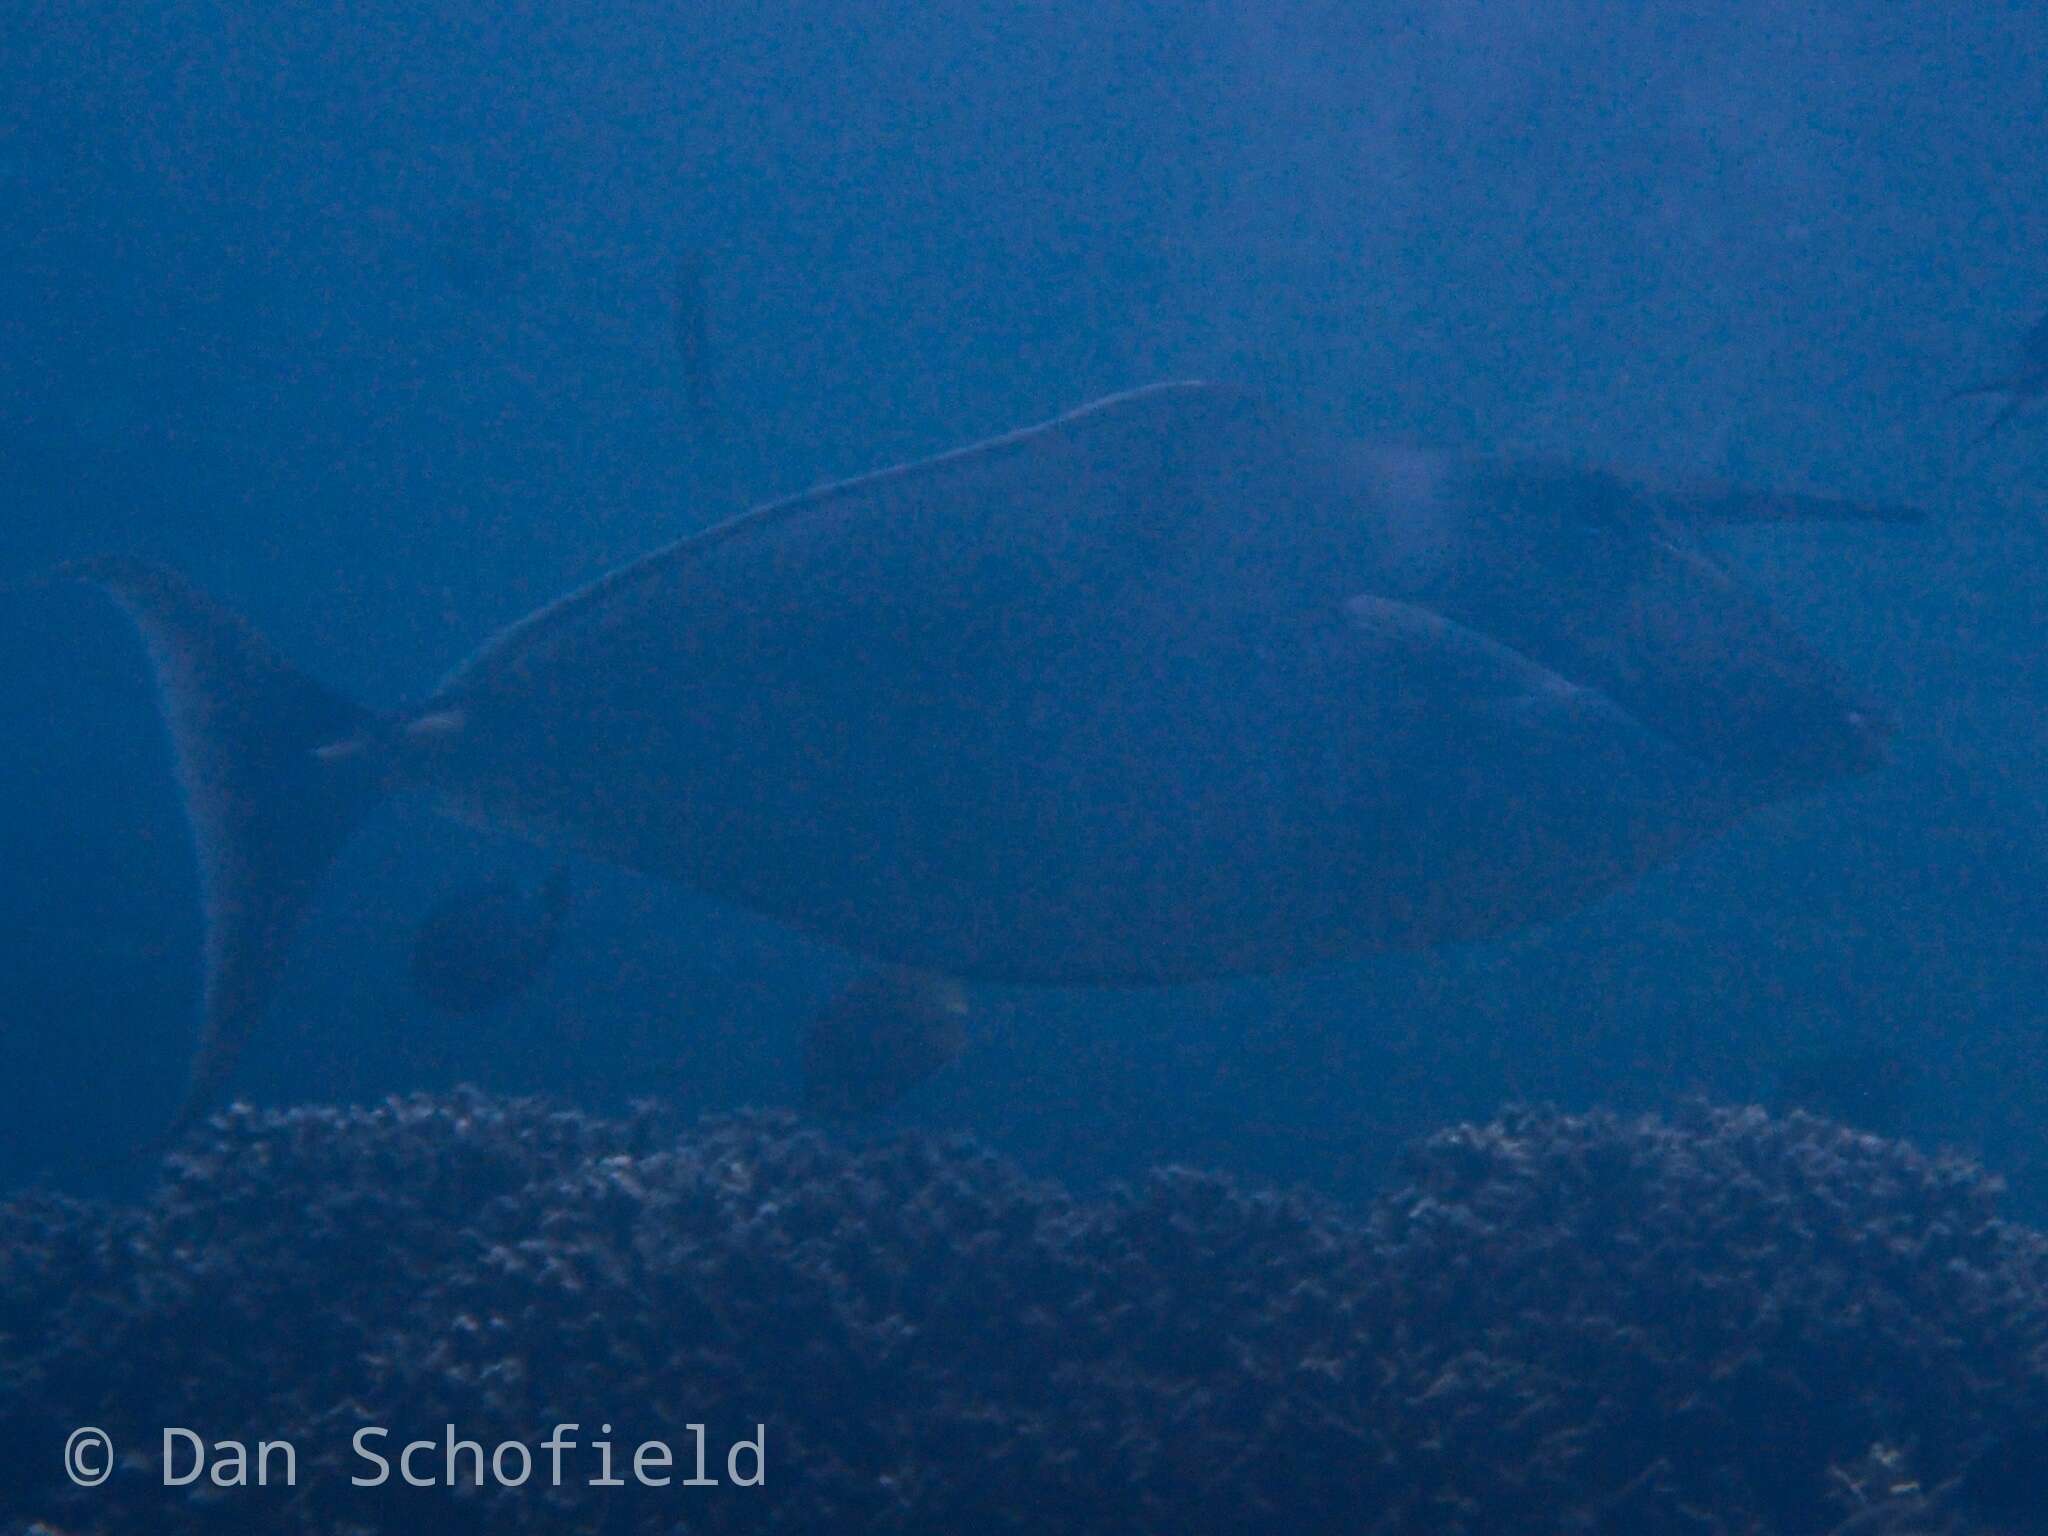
[1,1093,2043,1534]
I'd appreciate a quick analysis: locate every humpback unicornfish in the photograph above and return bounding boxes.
[60,381,1913,1139]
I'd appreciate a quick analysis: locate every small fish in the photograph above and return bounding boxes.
[672,250,715,420]
[1952,309,2048,443]
[408,865,570,1014]
[801,969,971,1118]
[671,248,742,508]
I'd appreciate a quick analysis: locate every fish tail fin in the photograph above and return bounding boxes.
[60,557,387,1144]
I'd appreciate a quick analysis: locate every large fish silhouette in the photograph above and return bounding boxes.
[63,382,1910,1138]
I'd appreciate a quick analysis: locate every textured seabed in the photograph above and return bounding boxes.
[3,1091,2045,1534]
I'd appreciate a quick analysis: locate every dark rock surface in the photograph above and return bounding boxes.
[2,1092,2044,1534]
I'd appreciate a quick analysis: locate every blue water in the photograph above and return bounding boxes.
[2,3,2044,1211]
[12,7,2048,1533]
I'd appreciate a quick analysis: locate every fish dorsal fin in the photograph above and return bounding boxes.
[434,380,1228,695]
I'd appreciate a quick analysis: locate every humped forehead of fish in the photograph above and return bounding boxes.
[1358,443,1460,585]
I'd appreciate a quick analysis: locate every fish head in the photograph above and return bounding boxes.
[1431,480,1900,799]
[1625,618,1897,801]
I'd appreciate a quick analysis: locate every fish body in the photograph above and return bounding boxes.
[396,383,1884,982]
[60,381,1902,1131]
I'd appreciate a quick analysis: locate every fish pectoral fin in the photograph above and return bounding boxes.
[799,966,972,1119]
[1336,593,1708,795]
[1338,594,1586,720]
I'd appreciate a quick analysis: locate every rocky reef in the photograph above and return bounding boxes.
[3,1092,2046,1534]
